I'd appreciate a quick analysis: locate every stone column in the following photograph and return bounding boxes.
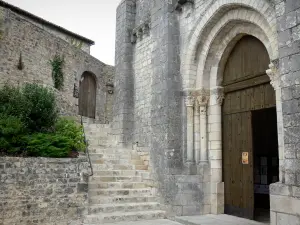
[197,94,210,163]
[185,96,195,163]
[266,59,284,182]
[194,99,200,164]
[209,86,225,215]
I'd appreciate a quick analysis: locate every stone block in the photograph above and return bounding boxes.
[279,29,293,47]
[292,24,300,41]
[287,11,297,28]
[286,0,300,13]
[291,53,300,72]
[277,212,300,225]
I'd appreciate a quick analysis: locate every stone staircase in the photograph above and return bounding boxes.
[82,119,165,224]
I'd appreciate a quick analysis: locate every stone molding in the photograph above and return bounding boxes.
[210,87,225,105]
[185,96,195,107]
[266,59,280,90]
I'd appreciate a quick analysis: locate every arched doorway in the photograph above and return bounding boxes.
[79,72,97,119]
[222,36,279,221]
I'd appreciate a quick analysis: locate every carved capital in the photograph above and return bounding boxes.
[185,96,195,107]
[197,94,210,106]
[266,59,280,89]
[210,87,225,106]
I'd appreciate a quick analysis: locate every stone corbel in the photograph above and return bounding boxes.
[266,59,280,90]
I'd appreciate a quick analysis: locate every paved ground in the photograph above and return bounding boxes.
[102,214,269,225]
[104,219,182,225]
[175,214,270,225]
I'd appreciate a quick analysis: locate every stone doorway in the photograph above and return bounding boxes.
[79,71,97,119]
[221,36,278,221]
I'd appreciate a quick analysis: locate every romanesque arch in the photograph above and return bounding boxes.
[182,0,278,90]
[182,0,282,217]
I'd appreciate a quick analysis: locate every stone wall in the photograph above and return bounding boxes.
[0,4,114,122]
[0,157,89,225]
[270,0,300,224]
[114,0,205,217]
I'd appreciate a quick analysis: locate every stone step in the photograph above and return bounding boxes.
[89,176,142,182]
[89,182,149,190]
[84,210,166,224]
[89,153,131,160]
[91,159,143,165]
[88,202,161,214]
[93,170,150,177]
[88,188,152,197]
[87,139,109,146]
[89,147,132,154]
[89,195,159,204]
[92,164,135,170]
[93,170,136,176]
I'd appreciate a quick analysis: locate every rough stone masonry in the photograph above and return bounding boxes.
[0,0,115,122]
[0,157,89,225]
[113,0,300,224]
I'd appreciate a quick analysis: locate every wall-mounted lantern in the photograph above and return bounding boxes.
[106,82,114,95]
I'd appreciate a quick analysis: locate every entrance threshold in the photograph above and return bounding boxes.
[175,214,269,225]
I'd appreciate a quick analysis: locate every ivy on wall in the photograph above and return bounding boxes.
[50,54,65,90]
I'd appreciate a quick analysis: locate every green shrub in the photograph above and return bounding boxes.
[0,83,58,132]
[54,118,86,152]
[0,114,26,155]
[0,84,85,158]
[0,84,29,118]
[22,83,58,132]
[25,133,71,158]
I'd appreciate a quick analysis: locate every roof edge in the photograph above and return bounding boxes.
[0,0,95,45]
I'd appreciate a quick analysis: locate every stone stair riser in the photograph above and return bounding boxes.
[89,182,148,190]
[88,203,161,214]
[89,196,159,204]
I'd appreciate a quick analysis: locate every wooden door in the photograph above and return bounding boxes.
[79,72,96,118]
[222,36,275,220]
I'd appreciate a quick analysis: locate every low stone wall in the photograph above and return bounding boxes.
[0,157,89,225]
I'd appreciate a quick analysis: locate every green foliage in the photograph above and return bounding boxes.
[0,114,26,155]
[25,133,71,158]
[25,118,85,158]
[0,83,58,132]
[0,84,86,158]
[0,84,29,118]
[22,83,58,132]
[55,118,86,152]
[50,54,65,90]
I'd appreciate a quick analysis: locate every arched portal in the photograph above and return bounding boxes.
[222,36,279,220]
[79,71,97,118]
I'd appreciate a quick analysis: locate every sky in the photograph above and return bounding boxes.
[5,0,121,65]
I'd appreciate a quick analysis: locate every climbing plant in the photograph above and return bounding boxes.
[50,54,65,90]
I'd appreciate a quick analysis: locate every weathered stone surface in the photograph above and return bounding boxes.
[0,3,114,122]
[0,157,89,225]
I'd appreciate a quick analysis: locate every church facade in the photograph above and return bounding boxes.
[113,0,300,224]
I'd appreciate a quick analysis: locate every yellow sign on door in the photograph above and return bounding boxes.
[242,152,249,165]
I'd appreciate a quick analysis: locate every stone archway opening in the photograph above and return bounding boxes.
[79,71,97,119]
[221,35,279,222]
